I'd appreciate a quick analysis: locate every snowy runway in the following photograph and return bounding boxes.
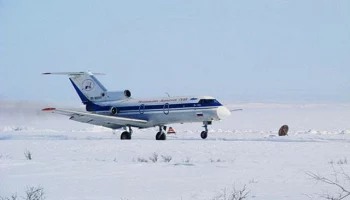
[1,131,350,200]
[1,102,350,199]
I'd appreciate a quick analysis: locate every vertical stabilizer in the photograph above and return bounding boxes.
[68,72,107,103]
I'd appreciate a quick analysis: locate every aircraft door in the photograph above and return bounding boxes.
[163,103,170,115]
[139,104,145,114]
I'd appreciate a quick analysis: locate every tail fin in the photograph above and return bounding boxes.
[43,72,131,104]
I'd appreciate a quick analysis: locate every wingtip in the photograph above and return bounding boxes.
[42,107,56,111]
[42,72,51,75]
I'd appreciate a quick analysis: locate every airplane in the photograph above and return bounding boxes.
[42,71,232,140]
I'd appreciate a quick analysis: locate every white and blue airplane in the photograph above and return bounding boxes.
[42,71,232,140]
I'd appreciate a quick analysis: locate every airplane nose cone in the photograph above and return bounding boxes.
[217,106,231,120]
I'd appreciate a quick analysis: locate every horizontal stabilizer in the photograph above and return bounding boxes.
[42,107,56,111]
[42,72,105,76]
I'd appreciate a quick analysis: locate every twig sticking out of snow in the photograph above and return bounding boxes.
[24,150,32,160]
[306,164,350,200]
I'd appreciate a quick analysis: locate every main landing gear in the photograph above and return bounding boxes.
[201,121,211,139]
[155,126,166,140]
[119,123,210,140]
[120,126,133,140]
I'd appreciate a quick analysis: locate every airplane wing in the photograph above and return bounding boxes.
[230,109,243,112]
[42,108,148,129]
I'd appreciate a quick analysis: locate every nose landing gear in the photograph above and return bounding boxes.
[201,121,211,139]
[156,125,167,140]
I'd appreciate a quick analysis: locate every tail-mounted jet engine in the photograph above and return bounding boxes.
[124,90,131,98]
[101,90,131,101]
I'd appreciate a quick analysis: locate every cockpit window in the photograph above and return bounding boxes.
[198,99,217,105]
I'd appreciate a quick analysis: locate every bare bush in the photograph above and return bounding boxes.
[161,155,172,162]
[1,186,44,200]
[248,179,258,184]
[24,150,32,160]
[183,157,191,163]
[10,194,17,200]
[329,158,348,165]
[25,186,45,200]
[210,158,226,163]
[149,153,158,163]
[337,158,348,165]
[133,154,172,163]
[306,165,350,200]
[134,157,148,163]
[0,194,18,200]
[212,185,250,200]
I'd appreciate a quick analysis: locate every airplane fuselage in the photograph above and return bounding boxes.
[85,96,230,129]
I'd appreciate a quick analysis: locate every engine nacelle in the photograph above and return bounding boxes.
[124,90,131,98]
[105,90,131,100]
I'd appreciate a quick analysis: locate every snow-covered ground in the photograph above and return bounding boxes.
[1,101,350,199]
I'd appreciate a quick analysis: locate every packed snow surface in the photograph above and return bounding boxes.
[1,102,350,199]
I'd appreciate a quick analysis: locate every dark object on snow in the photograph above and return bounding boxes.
[278,125,289,136]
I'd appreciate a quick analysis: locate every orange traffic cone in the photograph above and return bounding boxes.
[167,127,176,134]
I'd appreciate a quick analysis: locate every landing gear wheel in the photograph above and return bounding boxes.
[156,132,166,140]
[160,133,166,140]
[201,131,208,139]
[121,131,131,140]
[156,132,161,140]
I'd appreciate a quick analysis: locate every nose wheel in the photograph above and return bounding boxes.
[201,121,210,139]
[155,126,167,140]
[201,131,208,139]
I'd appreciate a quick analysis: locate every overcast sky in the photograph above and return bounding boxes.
[1,0,349,103]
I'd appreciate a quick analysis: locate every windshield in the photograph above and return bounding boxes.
[198,99,218,105]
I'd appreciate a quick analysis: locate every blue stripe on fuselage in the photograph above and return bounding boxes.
[117,107,215,115]
[86,101,223,113]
